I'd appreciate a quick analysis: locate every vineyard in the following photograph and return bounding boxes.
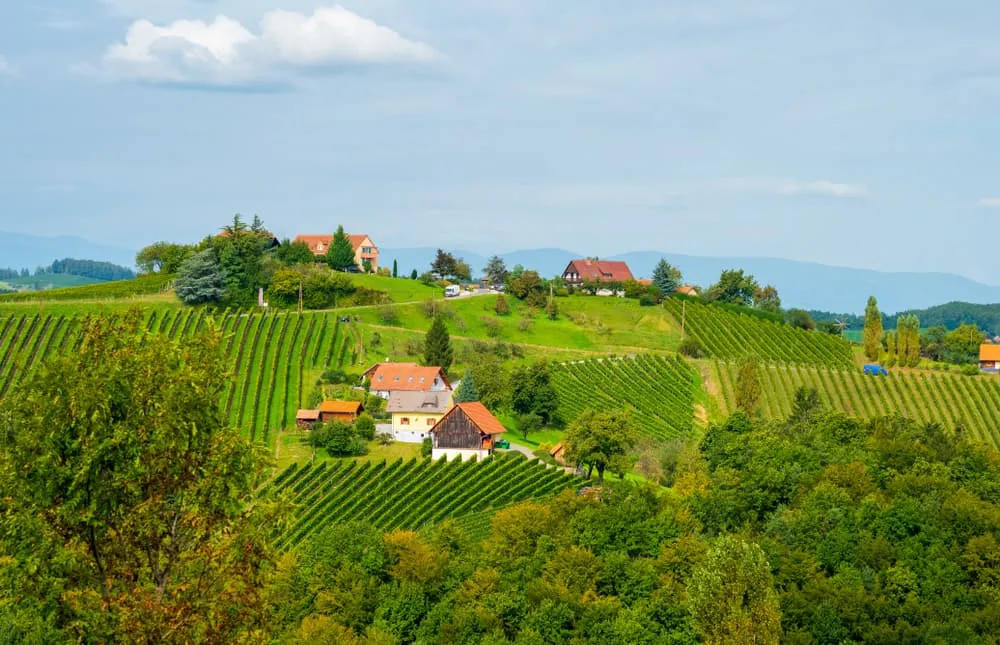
[714,361,1000,448]
[663,298,855,368]
[267,453,581,549]
[0,309,365,444]
[551,354,698,441]
[0,273,175,302]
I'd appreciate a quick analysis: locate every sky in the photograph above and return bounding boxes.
[1,1,1000,283]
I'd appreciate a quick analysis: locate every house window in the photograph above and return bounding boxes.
[400,417,410,425]
[363,246,373,254]
[394,376,400,382]
[427,418,435,426]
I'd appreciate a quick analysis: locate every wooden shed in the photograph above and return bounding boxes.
[318,400,363,424]
[431,402,507,461]
[296,409,321,429]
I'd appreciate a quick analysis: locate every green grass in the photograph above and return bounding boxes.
[267,453,583,549]
[349,274,441,302]
[2,274,105,290]
[0,274,174,303]
[273,431,423,472]
[715,360,1000,449]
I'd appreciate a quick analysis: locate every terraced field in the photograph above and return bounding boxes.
[664,298,854,368]
[715,361,1000,448]
[0,309,364,444]
[268,453,581,549]
[551,354,698,440]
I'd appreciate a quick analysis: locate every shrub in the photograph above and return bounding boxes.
[421,299,440,319]
[376,432,394,446]
[322,369,347,384]
[678,338,704,358]
[481,317,502,338]
[494,295,511,316]
[355,413,376,441]
[421,437,433,458]
[961,364,980,376]
[518,319,534,332]
[406,338,424,356]
[369,331,381,348]
[377,304,400,325]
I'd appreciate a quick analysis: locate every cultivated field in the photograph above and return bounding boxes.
[714,360,1000,448]
[269,453,581,549]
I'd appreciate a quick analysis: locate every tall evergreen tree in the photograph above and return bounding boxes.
[424,315,453,373]
[326,226,357,271]
[651,258,683,294]
[863,296,883,362]
[453,369,479,403]
[735,357,762,415]
[392,259,398,278]
[174,249,226,305]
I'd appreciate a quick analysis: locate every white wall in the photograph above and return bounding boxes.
[394,428,431,444]
[432,448,491,462]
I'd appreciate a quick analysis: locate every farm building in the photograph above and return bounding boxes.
[363,362,452,399]
[431,402,508,461]
[293,233,379,271]
[386,391,453,443]
[980,344,1000,373]
[318,400,363,424]
[676,285,699,296]
[561,259,634,286]
[295,409,320,429]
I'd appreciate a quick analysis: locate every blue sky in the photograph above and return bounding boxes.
[2,1,999,282]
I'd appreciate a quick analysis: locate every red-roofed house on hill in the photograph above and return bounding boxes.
[561,259,634,286]
[362,362,452,399]
[431,402,508,461]
[293,233,379,271]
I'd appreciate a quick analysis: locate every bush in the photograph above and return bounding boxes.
[377,304,400,325]
[678,338,704,358]
[355,413,376,441]
[321,369,347,384]
[481,317,502,338]
[494,295,511,316]
[961,364,980,376]
[518,318,534,332]
[421,437,433,458]
[376,432,394,446]
[639,293,658,307]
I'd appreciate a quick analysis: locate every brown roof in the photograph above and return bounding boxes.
[563,259,634,283]
[980,344,1000,362]
[319,400,363,414]
[455,402,507,435]
[369,363,451,392]
[296,409,320,421]
[293,233,375,255]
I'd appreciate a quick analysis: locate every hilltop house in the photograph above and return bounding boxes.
[980,344,1000,373]
[561,259,634,287]
[293,233,379,271]
[362,362,452,399]
[431,402,507,461]
[386,390,453,443]
[676,285,699,297]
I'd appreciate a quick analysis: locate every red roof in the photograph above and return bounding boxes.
[319,400,363,414]
[676,285,698,296]
[450,402,507,435]
[563,259,634,283]
[293,233,375,256]
[369,363,451,392]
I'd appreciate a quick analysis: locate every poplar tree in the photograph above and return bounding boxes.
[424,315,453,373]
[863,296,883,362]
[906,315,922,367]
[326,225,357,271]
[735,357,762,415]
[392,259,398,278]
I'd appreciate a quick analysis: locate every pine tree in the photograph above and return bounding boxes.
[454,369,479,403]
[410,269,418,280]
[424,315,453,373]
[546,296,559,321]
[326,225,357,271]
[735,357,762,415]
[174,249,226,305]
[863,296,883,362]
[652,258,683,295]
[392,259,398,278]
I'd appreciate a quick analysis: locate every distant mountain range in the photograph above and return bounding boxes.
[382,247,1000,314]
[3,233,999,314]
[1,232,136,274]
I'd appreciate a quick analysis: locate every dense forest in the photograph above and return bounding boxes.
[0,258,135,282]
[1,314,998,643]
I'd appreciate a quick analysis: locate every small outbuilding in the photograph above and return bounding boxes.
[295,409,321,429]
[318,400,363,424]
[431,402,507,461]
[980,344,1000,373]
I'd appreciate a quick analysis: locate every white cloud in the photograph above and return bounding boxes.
[90,6,437,87]
[976,197,1000,208]
[776,179,867,198]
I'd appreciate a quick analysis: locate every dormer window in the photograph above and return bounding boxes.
[419,377,425,383]
[394,376,400,382]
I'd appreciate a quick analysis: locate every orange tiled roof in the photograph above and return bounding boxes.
[319,400,363,414]
[348,234,376,250]
[980,344,1000,362]
[564,259,634,282]
[369,363,450,392]
[676,285,698,296]
[293,233,375,254]
[456,402,507,435]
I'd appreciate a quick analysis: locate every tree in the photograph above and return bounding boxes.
[944,323,986,364]
[896,314,921,367]
[453,369,479,403]
[410,269,418,280]
[0,311,278,642]
[494,294,510,316]
[708,269,759,307]
[135,241,193,274]
[174,248,226,304]
[651,258,683,295]
[273,239,316,266]
[483,256,509,286]
[563,409,638,483]
[863,296,883,362]
[734,357,761,415]
[468,356,508,410]
[424,315,453,373]
[687,536,781,645]
[510,361,559,426]
[431,250,458,280]
[753,285,781,313]
[789,386,821,422]
[453,259,472,282]
[785,308,815,330]
[508,270,545,307]
[546,295,559,321]
[392,259,398,278]
[327,226,358,271]
[517,412,543,442]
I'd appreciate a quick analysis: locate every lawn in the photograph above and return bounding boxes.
[273,428,423,471]
[350,274,441,303]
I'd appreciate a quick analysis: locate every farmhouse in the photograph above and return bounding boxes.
[431,402,507,461]
[318,400,363,424]
[363,362,452,399]
[676,285,699,296]
[293,233,379,271]
[979,344,1000,373]
[561,259,634,286]
[386,391,453,443]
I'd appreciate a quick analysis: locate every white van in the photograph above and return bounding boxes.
[444,285,461,298]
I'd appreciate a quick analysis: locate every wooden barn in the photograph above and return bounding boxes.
[318,400,363,424]
[431,402,507,461]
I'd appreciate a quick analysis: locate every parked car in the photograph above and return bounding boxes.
[863,363,889,376]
